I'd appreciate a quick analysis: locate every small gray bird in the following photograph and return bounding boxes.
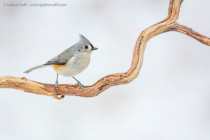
[24,34,98,90]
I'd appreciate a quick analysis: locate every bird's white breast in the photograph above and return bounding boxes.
[56,52,91,77]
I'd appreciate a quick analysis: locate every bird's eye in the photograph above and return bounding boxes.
[85,45,88,49]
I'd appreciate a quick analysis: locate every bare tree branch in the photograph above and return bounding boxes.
[0,0,209,99]
[164,23,210,46]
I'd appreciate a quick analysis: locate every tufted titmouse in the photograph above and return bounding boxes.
[24,34,98,90]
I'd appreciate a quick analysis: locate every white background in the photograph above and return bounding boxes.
[0,0,210,139]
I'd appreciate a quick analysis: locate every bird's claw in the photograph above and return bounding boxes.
[53,82,64,100]
[55,81,59,91]
[55,85,59,91]
[77,82,83,90]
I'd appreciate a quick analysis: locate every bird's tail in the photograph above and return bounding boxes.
[24,65,47,74]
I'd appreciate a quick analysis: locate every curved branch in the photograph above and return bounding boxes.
[0,0,209,99]
[164,23,210,46]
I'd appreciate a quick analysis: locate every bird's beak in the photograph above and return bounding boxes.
[92,47,98,50]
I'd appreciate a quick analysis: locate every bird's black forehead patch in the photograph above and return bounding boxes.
[90,44,93,48]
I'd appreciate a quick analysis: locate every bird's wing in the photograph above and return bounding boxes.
[44,48,75,65]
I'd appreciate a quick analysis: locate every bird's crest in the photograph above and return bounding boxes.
[79,34,91,45]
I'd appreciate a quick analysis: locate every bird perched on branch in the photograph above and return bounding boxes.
[24,34,98,90]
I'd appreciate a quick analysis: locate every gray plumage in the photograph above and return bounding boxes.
[24,34,92,73]
[24,65,47,73]
[24,34,98,90]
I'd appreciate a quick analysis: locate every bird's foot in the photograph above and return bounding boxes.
[52,83,64,100]
[55,81,59,91]
[77,82,84,90]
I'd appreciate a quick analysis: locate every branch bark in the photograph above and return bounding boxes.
[0,0,210,99]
